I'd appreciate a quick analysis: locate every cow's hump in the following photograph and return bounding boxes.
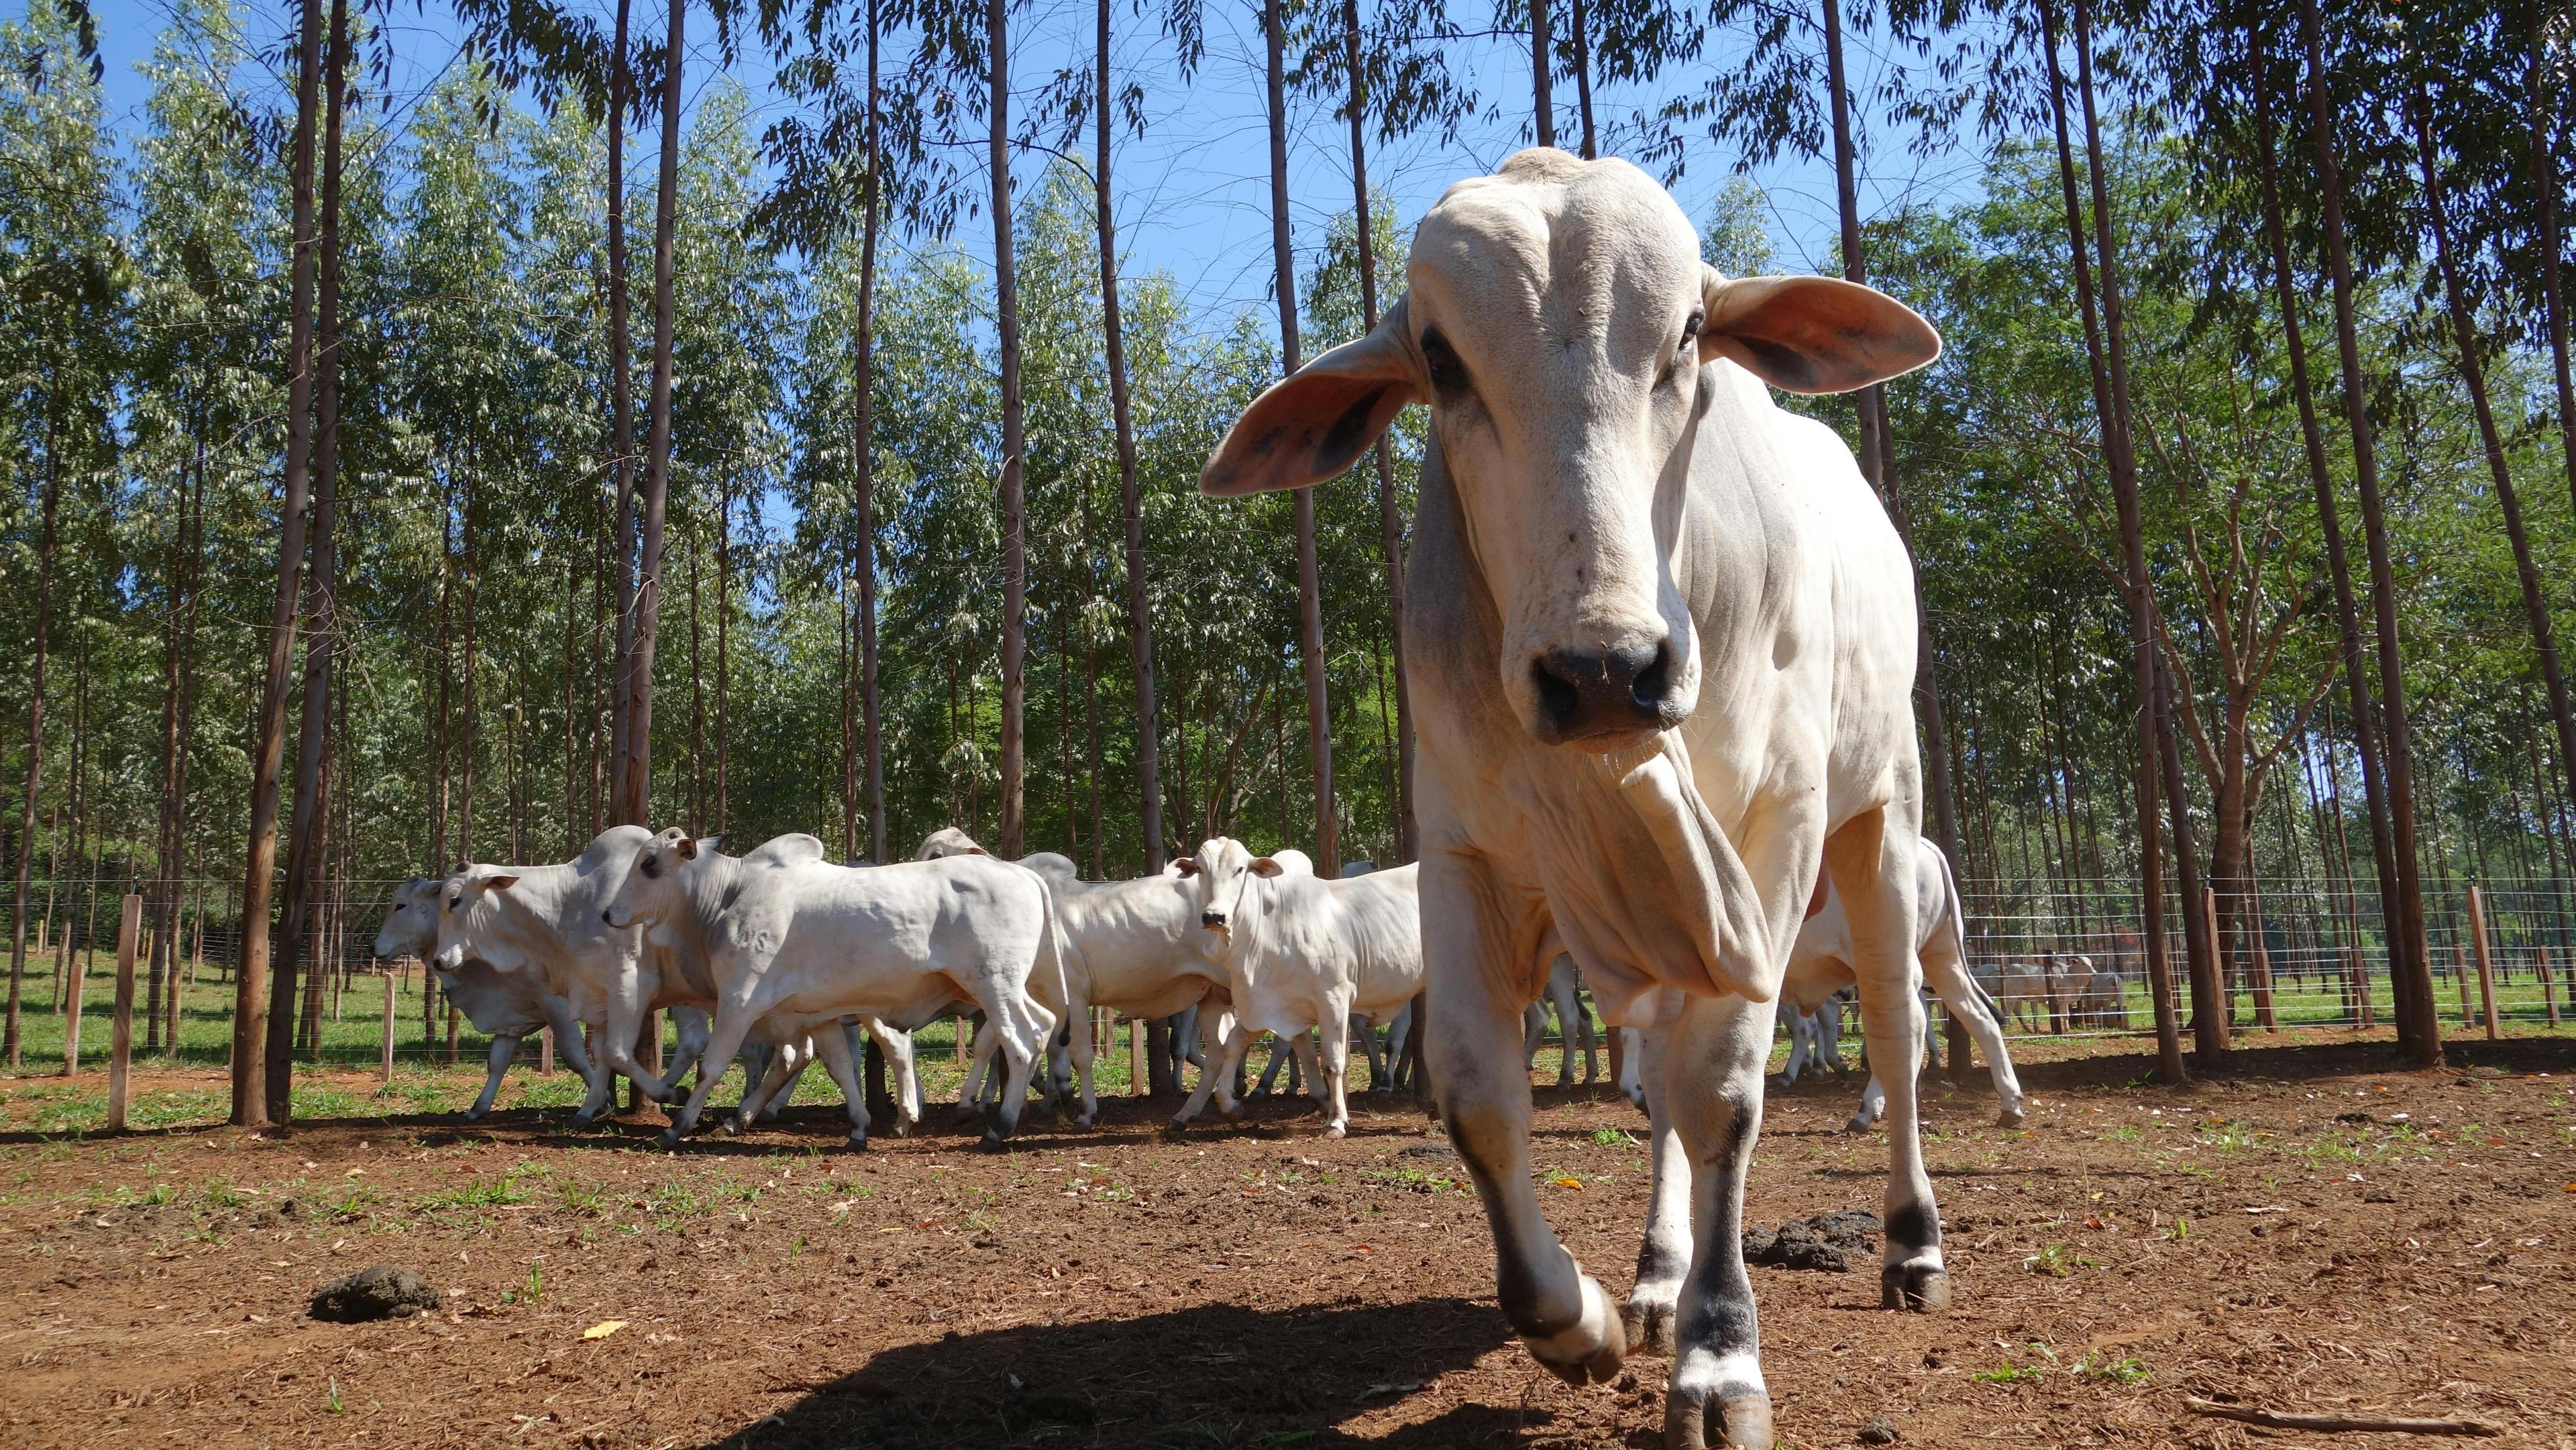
[744,833,830,869]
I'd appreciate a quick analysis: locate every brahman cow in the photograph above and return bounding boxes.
[1166,837,1424,1137]
[1198,148,1944,1445]
[1787,837,2025,1131]
[595,830,1061,1151]
[370,876,596,1121]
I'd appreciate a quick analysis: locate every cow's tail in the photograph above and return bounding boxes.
[1030,872,1071,1041]
[1929,843,2000,1020]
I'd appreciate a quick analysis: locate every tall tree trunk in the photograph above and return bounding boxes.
[153,432,207,1054]
[233,0,326,1126]
[687,519,705,829]
[1532,0,1554,147]
[2248,30,2409,1049]
[855,0,885,863]
[607,0,639,815]
[1342,0,1413,864]
[2038,0,2184,1083]
[991,0,1028,858]
[2412,80,2576,833]
[1097,0,1163,871]
[1569,0,1595,157]
[432,494,453,862]
[622,0,685,828]
[459,473,479,862]
[266,0,350,1126]
[4,430,60,1068]
[1825,0,1966,1022]
[1268,0,1338,872]
[2300,0,2437,1064]
[2531,0,2576,528]
[716,483,730,831]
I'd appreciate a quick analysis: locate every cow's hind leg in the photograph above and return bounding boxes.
[1426,853,1623,1390]
[1923,939,2024,1127]
[1660,992,1778,1450]
[657,998,759,1150]
[813,1026,873,1149]
[1825,812,1947,1312]
[464,1034,520,1121]
[865,1019,921,1135]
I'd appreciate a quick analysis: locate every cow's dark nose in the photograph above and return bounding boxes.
[1532,640,1672,739]
[601,909,614,925]
[1201,912,1228,929]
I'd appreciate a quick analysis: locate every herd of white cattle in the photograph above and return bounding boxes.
[371,147,2163,1447]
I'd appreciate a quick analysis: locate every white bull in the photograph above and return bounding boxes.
[598,830,1062,1151]
[1166,837,1423,1137]
[369,876,596,1121]
[1786,837,2025,1131]
[1198,148,1946,1445]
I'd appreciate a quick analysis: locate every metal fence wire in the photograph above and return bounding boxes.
[2,874,2569,1076]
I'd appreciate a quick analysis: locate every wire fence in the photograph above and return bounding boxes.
[1,872,2569,1083]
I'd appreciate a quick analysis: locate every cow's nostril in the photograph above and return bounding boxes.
[1532,658,1581,725]
[1631,643,1671,709]
[1201,913,1227,929]
[602,909,614,924]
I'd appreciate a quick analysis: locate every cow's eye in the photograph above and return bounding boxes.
[1420,329,1468,397]
[641,856,660,880]
[445,895,461,912]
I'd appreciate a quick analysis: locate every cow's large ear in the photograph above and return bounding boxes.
[1171,858,1199,878]
[1698,270,1940,395]
[1248,857,1285,879]
[487,874,521,892]
[1201,299,1422,497]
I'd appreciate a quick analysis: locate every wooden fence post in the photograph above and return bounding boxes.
[107,894,142,1131]
[2456,945,2475,1025]
[2350,946,2373,1031]
[540,1023,553,1076]
[2467,884,2500,1042]
[62,928,88,1076]
[380,966,398,1083]
[2202,887,2232,1047]
[1130,1013,1146,1097]
[2540,947,2562,1028]
[2247,884,2277,1031]
[955,1013,969,1066]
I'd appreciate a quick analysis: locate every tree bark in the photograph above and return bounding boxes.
[990,0,1028,858]
[233,0,325,1126]
[266,0,350,1127]
[1569,0,1595,157]
[1532,0,1554,148]
[607,0,638,815]
[2300,0,2437,1065]
[1097,0,1163,872]
[856,0,885,863]
[2249,31,2407,1051]
[2039,0,2183,1084]
[1269,0,1338,873]
[1342,0,1413,864]
[621,0,684,829]
[2412,79,2576,837]
[4,428,60,1068]
[2531,0,2576,529]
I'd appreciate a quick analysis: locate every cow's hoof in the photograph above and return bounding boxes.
[1664,1388,1774,1449]
[1324,1121,1346,1139]
[892,1118,915,1139]
[1843,1113,1877,1135]
[719,1117,745,1137]
[845,1131,869,1151]
[1995,1105,2026,1129]
[653,1128,682,1151]
[1621,1285,1680,1357]
[1521,1272,1626,1388]
[461,1108,489,1124]
[977,1128,1008,1154]
[1881,1262,1950,1313]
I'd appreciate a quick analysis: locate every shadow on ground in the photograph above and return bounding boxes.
[686,1296,1594,1450]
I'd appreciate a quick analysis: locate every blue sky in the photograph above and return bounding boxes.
[56,0,1996,336]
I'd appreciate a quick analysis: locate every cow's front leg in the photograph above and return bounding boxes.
[1063,994,1099,1128]
[540,994,597,1094]
[1169,1017,1250,1129]
[1623,1017,1690,1356]
[1317,998,1354,1137]
[1425,853,1623,1388]
[657,994,759,1149]
[464,1034,521,1121]
[1661,992,1778,1450]
[863,1019,921,1134]
[593,964,680,1106]
[1826,811,1946,1312]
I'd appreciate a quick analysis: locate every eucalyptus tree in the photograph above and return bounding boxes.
[2296,0,2436,1064]
[0,2,120,1068]
[621,0,689,828]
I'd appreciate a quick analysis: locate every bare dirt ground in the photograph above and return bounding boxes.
[2,1030,2572,1449]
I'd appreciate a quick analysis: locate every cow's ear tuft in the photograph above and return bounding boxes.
[963,846,991,856]
[1248,857,1285,878]
[1171,858,1199,878]
[487,874,521,893]
[1202,299,1423,496]
[1698,270,1940,395]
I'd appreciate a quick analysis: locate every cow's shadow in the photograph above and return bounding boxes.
[683,1295,1595,1449]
